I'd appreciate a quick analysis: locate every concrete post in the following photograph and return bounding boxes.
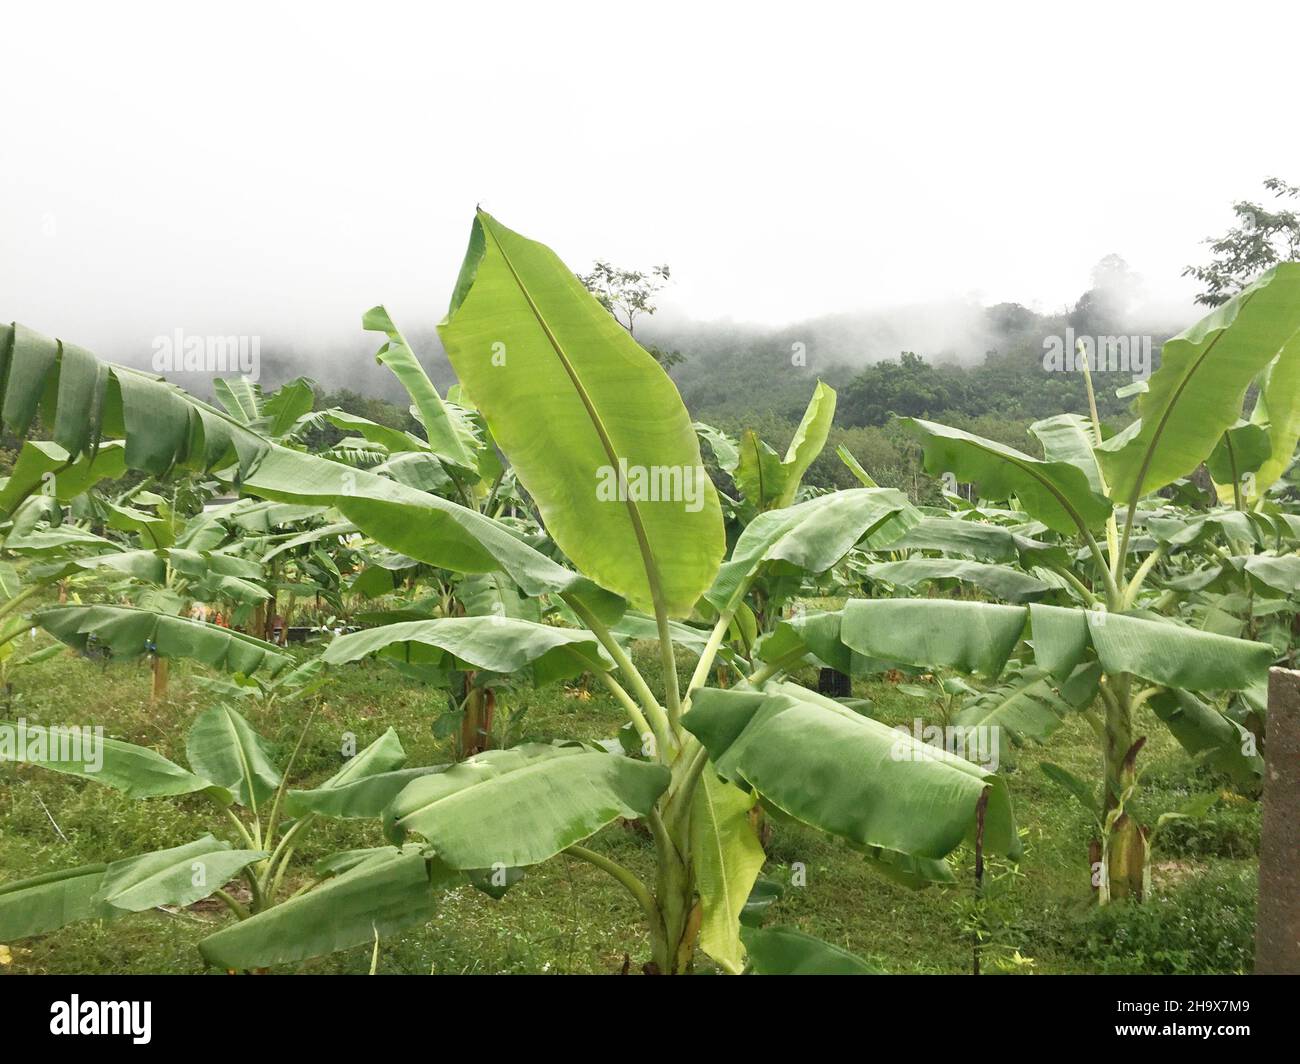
[1256,666,1300,974]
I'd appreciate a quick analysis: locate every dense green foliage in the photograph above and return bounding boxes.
[1,207,1295,977]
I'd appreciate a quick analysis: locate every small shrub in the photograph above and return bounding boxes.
[1073,865,1256,974]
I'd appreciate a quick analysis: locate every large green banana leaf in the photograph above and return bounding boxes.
[683,683,1019,861]
[3,523,119,554]
[0,864,112,940]
[706,488,918,610]
[691,771,765,974]
[93,835,266,912]
[259,520,358,563]
[230,442,623,623]
[29,548,166,586]
[184,704,283,808]
[384,743,670,867]
[1206,420,1272,489]
[261,378,316,438]
[1085,612,1271,691]
[437,211,724,616]
[1244,554,1300,594]
[841,599,1028,677]
[198,845,455,969]
[1,720,230,801]
[35,604,292,677]
[900,418,1112,534]
[1097,263,1300,503]
[321,616,612,687]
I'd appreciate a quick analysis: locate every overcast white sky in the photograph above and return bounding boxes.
[3,0,1298,360]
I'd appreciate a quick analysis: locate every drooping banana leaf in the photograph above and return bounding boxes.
[322,409,429,456]
[752,610,856,675]
[1244,553,1300,595]
[198,845,456,969]
[0,720,230,801]
[1084,612,1271,692]
[0,864,112,940]
[35,603,292,677]
[288,767,448,820]
[384,743,670,867]
[283,727,446,819]
[883,515,1015,562]
[951,665,1076,754]
[683,683,1019,861]
[843,599,1271,693]
[0,322,269,478]
[321,617,612,687]
[1206,420,1272,497]
[0,440,128,516]
[1150,690,1264,788]
[695,422,741,474]
[437,211,724,617]
[93,835,266,912]
[841,599,1028,677]
[861,557,1053,603]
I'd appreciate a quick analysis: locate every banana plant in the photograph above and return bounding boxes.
[793,266,1300,901]
[694,384,838,636]
[200,213,1019,973]
[0,697,459,970]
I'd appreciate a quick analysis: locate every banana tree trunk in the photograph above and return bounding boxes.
[458,676,495,758]
[1100,679,1147,902]
[151,655,169,704]
[647,834,699,974]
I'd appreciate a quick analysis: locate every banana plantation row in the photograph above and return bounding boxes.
[1,213,1297,974]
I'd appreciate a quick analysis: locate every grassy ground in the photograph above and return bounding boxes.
[0,629,1260,975]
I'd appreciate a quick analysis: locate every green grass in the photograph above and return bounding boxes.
[0,632,1260,975]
